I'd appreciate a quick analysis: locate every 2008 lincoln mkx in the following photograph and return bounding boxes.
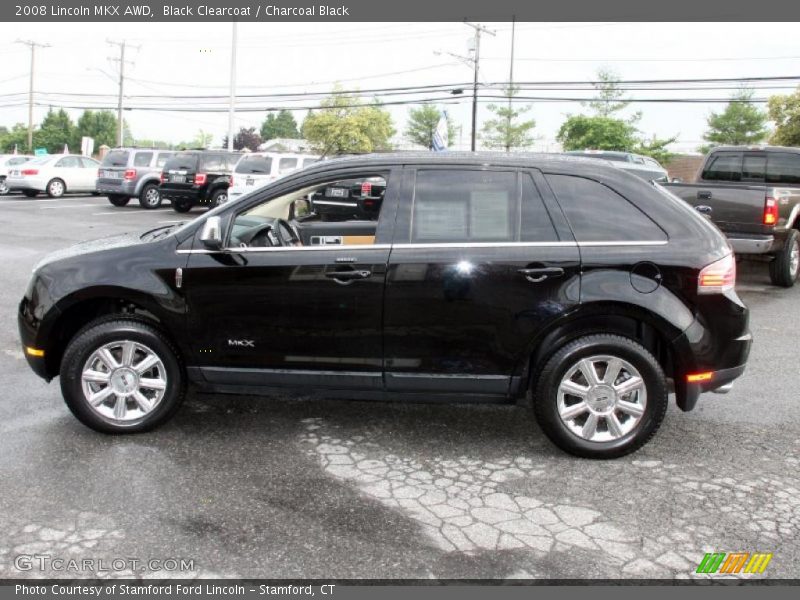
[18,153,752,458]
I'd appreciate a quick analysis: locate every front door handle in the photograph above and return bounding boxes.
[325,269,372,283]
[518,267,565,283]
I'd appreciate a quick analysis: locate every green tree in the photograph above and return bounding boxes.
[701,88,769,152]
[301,89,395,156]
[34,109,77,153]
[768,87,800,146]
[405,105,456,150]
[557,115,639,151]
[222,127,263,151]
[0,123,29,153]
[76,110,119,148]
[635,135,678,164]
[260,110,300,141]
[177,129,214,150]
[480,87,536,151]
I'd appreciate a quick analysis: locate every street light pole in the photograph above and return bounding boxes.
[227,21,238,152]
[464,22,495,152]
[15,40,50,152]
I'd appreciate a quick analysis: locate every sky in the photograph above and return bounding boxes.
[1,21,799,154]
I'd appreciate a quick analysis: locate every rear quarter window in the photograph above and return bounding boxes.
[546,174,666,242]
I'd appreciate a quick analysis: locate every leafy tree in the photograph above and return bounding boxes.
[301,88,395,156]
[405,105,456,150]
[35,109,78,153]
[76,110,119,148]
[557,115,639,151]
[701,88,768,152]
[177,129,214,150]
[260,110,299,141]
[222,127,263,151]
[585,68,637,119]
[768,87,800,146]
[481,87,536,151]
[635,135,678,164]
[0,123,29,153]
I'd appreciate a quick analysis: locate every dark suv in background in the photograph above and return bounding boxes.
[97,148,175,209]
[159,150,242,213]
[18,153,751,458]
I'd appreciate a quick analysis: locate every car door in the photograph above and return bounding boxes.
[382,167,581,396]
[54,156,83,190]
[181,166,400,391]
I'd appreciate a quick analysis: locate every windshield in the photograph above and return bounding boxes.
[163,153,199,171]
[102,150,129,167]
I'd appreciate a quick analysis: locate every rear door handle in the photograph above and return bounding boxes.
[325,270,372,283]
[518,267,564,283]
[697,190,712,200]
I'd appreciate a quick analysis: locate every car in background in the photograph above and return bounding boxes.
[0,154,34,195]
[159,150,242,213]
[96,148,175,209]
[5,154,100,198]
[566,150,669,183]
[228,152,319,202]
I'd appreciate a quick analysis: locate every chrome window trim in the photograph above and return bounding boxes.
[177,240,667,255]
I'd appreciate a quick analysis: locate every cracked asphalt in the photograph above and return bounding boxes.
[0,194,798,581]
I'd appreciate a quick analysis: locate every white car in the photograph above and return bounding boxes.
[6,154,101,198]
[0,154,34,195]
[228,152,320,201]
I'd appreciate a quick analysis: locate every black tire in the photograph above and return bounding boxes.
[23,190,39,198]
[46,178,66,198]
[172,199,193,213]
[532,334,668,459]
[0,177,9,196]
[138,183,162,209]
[59,318,185,434]
[210,187,228,207]
[768,229,800,288]
[108,195,130,207]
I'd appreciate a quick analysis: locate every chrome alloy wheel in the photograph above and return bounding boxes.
[144,187,160,207]
[557,354,647,442]
[80,340,167,423]
[49,179,64,197]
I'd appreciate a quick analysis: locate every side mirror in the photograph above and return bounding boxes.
[289,198,311,219]
[200,216,224,250]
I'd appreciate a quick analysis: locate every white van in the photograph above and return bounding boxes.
[228,152,320,201]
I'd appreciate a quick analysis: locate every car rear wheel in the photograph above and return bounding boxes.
[22,190,39,198]
[210,188,227,207]
[172,199,193,213]
[533,334,668,459]
[0,178,9,195]
[108,195,130,207]
[769,229,800,288]
[138,183,162,209]
[46,178,65,198]
[60,318,185,433]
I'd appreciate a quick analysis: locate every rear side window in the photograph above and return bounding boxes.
[546,174,666,242]
[133,152,153,167]
[236,155,273,174]
[411,170,517,243]
[102,150,129,167]
[701,152,742,181]
[766,153,800,184]
[521,175,558,242]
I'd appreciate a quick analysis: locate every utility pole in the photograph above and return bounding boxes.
[15,40,50,152]
[464,22,495,151]
[506,17,516,153]
[107,40,136,147]
[227,22,238,152]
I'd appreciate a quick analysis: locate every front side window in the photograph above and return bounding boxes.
[701,152,742,181]
[546,174,666,242]
[411,170,518,243]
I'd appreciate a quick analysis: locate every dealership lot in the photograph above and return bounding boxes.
[0,194,798,580]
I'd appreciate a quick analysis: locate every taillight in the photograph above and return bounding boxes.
[160,172,166,183]
[229,175,234,187]
[361,181,372,197]
[194,173,207,186]
[698,254,736,294]
[763,197,778,225]
[21,169,38,176]
[124,169,136,180]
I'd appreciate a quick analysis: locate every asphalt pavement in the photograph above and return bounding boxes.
[0,193,798,581]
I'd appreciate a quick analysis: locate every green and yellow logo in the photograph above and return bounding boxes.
[696,552,773,574]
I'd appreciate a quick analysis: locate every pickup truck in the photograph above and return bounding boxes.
[663,145,800,287]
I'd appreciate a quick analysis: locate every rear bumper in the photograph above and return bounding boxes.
[160,185,203,203]
[728,234,777,255]
[6,177,46,191]
[96,179,136,196]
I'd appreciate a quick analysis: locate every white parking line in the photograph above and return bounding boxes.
[91,209,172,215]
[39,204,100,210]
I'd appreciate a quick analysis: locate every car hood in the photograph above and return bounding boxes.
[33,231,146,272]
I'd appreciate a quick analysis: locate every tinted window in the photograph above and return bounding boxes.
[766,153,800,184]
[163,153,199,171]
[411,170,517,243]
[155,152,174,168]
[546,174,666,242]
[201,154,225,172]
[56,156,81,168]
[278,157,299,174]
[521,175,558,242]
[236,155,273,174]
[133,152,153,167]
[701,152,742,181]
[102,150,129,167]
[742,154,766,181]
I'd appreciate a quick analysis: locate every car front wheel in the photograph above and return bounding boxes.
[60,319,185,433]
[533,334,668,459]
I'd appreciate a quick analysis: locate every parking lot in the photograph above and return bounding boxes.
[0,193,798,580]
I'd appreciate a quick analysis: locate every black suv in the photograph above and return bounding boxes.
[18,153,751,458]
[159,150,242,213]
